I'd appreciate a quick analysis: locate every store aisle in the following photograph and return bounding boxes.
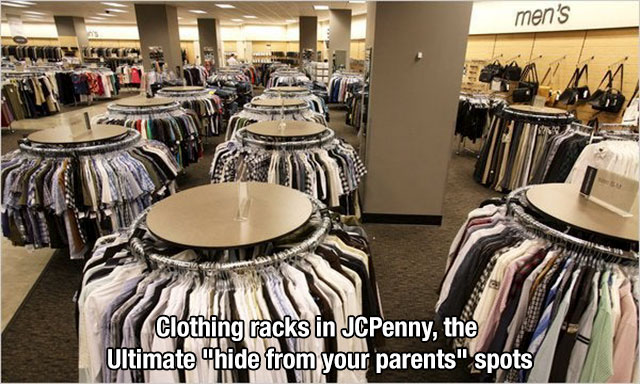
[1,104,497,382]
[7,92,140,131]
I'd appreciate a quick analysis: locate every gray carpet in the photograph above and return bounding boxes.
[1,105,498,382]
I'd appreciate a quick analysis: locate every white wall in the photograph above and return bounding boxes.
[470,1,639,34]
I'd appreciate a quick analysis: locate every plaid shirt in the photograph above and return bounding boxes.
[505,254,563,382]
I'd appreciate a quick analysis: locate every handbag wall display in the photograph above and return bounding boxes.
[588,63,626,113]
[512,63,539,103]
[558,64,590,105]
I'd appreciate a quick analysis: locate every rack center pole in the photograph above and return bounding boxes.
[83,112,92,130]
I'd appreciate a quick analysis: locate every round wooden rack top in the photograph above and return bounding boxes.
[27,125,128,145]
[246,120,326,138]
[251,98,306,107]
[160,86,205,92]
[115,97,175,107]
[269,86,308,92]
[526,183,639,242]
[146,182,313,249]
[509,105,568,116]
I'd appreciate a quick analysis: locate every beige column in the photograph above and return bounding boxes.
[299,16,318,63]
[361,1,473,224]
[54,16,87,62]
[134,4,183,75]
[328,9,351,72]
[197,18,222,69]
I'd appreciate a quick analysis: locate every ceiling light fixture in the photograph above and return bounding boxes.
[215,4,235,9]
[189,10,207,14]
[349,1,366,3]
[98,13,117,17]
[2,3,29,8]
[243,15,257,19]
[10,1,36,5]
[286,19,297,23]
[313,5,329,10]
[24,10,46,15]
[231,18,243,22]
[100,2,127,7]
[88,16,106,20]
[105,8,127,13]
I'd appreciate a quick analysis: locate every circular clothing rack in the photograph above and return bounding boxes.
[525,183,638,242]
[114,96,175,108]
[27,125,128,145]
[246,120,327,138]
[6,126,179,255]
[146,182,314,249]
[250,98,306,108]
[156,86,224,136]
[226,97,327,140]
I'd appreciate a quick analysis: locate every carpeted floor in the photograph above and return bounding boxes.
[1,105,498,382]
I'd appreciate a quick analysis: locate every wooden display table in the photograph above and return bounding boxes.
[147,183,313,248]
[27,125,128,145]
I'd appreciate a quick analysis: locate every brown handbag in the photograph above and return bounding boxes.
[538,62,560,104]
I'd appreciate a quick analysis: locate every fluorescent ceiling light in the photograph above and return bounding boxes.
[24,10,46,15]
[286,19,297,23]
[231,18,243,22]
[314,5,329,10]
[98,13,117,17]
[88,16,106,20]
[11,1,36,5]
[101,2,127,7]
[189,10,207,14]
[23,14,42,18]
[244,15,257,19]
[105,8,127,13]
[2,3,29,8]
[349,1,366,3]
[215,4,235,9]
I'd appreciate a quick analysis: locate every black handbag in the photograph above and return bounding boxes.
[558,64,590,105]
[512,63,539,103]
[503,61,522,81]
[479,60,503,83]
[589,64,626,113]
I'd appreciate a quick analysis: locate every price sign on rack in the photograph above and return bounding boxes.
[580,166,638,217]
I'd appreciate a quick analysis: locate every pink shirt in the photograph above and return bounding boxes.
[609,279,638,383]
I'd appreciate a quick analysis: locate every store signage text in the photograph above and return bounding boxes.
[515,3,570,27]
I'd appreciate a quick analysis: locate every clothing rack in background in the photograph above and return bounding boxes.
[214,120,366,214]
[328,71,364,103]
[265,69,311,89]
[2,126,179,258]
[455,93,508,156]
[474,105,577,192]
[93,97,204,168]
[225,97,327,140]
[256,85,329,121]
[156,86,224,136]
[182,64,209,86]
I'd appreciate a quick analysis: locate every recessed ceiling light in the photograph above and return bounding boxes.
[189,10,207,14]
[286,19,297,23]
[2,3,29,8]
[101,2,127,7]
[231,18,243,22]
[314,5,329,10]
[11,1,36,5]
[24,10,45,15]
[244,15,257,19]
[98,13,117,17]
[215,4,235,9]
[105,8,127,13]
